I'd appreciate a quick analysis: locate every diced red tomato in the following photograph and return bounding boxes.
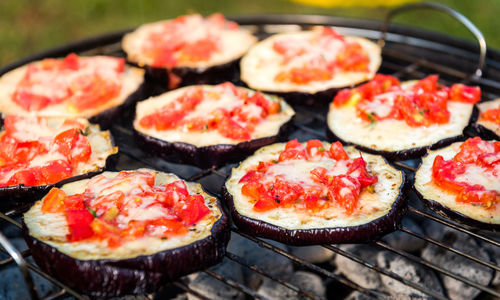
[216,117,251,140]
[480,106,500,124]
[275,66,333,84]
[321,27,344,40]
[54,128,91,164]
[279,139,307,161]
[347,157,378,187]
[7,168,42,187]
[66,209,95,241]
[328,141,349,160]
[180,38,218,62]
[335,42,369,72]
[174,194,211,225]
[89,218,121,247]
[432,155,467,193]
[61,53,80,70]
[12,88,52,111]
[40,160,73,184]
[449,84,481,103]
[146,218,188,237]
[306,140,327,157]
[41,188,67,213]
[239,170,264,184]
[69,74,121,111]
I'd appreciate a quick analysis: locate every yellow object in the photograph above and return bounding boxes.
[290,0,418,8]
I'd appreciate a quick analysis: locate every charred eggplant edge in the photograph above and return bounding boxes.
[22,183,230,297]
[222,157,409,246]
[134,116,294,169]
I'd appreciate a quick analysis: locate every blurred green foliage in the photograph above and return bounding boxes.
[1,0,499,66]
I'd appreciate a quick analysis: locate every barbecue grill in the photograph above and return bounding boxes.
[0,3,499,299]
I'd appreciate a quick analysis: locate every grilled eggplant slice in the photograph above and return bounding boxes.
[23,169,229,297]
[414,139,500,230]
[240,27,381,105]
[474,98,500,140]
[223,140,407,245]
[122,13,257,87]
[327,75,480,160]
[133,82,295,168]
[0,54,145,129]
[0,116,117,210]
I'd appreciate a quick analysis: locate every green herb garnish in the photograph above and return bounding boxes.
[86,206,97,218]
[78,127,90,136]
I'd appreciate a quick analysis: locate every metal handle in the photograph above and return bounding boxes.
[378,2,486,78]
[0,231,39,300]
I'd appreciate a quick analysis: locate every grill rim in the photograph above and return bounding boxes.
[0,12,499,300]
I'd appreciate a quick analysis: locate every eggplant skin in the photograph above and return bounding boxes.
[472,123,500,141]
[256,86,340,107]
[134,117,294,169]
[22,198,230,297]
[326,125,467,161]
[222,172,408,246]
[132,58,240,88]
[414,188,500,231]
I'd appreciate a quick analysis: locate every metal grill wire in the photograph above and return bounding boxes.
[0,17,499,300]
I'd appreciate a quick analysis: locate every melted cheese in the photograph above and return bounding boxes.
[415,142,500,225]
[122,17,257,70]
[0,59,144,118]
[240,29,381,94]
[327,80,474,152]
[24,169,223,260]
[133,85,295,147]
[477,98,500,137]
[225,143,403,230]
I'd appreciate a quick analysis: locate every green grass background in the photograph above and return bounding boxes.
[1,0,499,66]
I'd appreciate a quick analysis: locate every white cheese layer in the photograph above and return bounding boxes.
[0,59,144,118]
[24,169,223,260]
[477,98,500,137]
[225,143,403,230]
[327,78,475,153]
[415,142,500,225]
[133,85,295,147]
[240,29,381,94]
[122,18,257,71]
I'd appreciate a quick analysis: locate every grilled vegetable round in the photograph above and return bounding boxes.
[474,98,500,140]
[327,75,480,160]
[240,26,381,105]
[0,116,117,210]
[223,140,407,245]
[122,13,257,87]
[23,169,229,297]
[133,82,295,168]
[414,138,500,230]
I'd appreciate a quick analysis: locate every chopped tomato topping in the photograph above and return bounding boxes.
[432,137,499,209]
[333,74,480,127]
[39,171,213,247]
[240,140,377,214]
[0,116,92,187]
[12,53,124,112]
[449,84,481,103]
[272,27,370,84]
[66,209,95,241]
[145,14,237,67]
[41,188,66,213]
[139,82,280,141]
[479,105,500,125]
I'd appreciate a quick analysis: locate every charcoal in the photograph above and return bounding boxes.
[227,234,293,289]
[382,217,426,252]
[479,232,500,287]
[421,230,493,300]
[0,265,56,299]
[289,245,335,263]
[187,259,244,300]
[345,291,385,300]
[333,244,384,290]
[257,271,326,300]
[377,251,444,299]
